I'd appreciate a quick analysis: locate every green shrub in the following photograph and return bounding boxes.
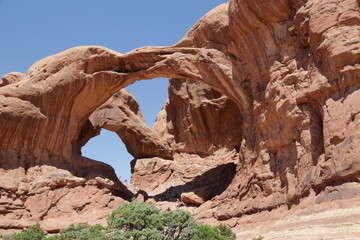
[7,223,45,240]
[161,209,198,240]
[107,201,199,240]
[215,224,236,240]
[46,223,107,240]
[45,235,61,240]
[107,201,163,232]
[4,201,237,240]
[192,224,236,240]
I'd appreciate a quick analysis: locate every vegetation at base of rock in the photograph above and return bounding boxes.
[0,223,45,240]
[1,201,236,240]
[107,200,164,232]
[46,223,107,240]
[191,224,236,240]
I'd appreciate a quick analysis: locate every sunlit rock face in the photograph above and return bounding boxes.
[0,0,359,238]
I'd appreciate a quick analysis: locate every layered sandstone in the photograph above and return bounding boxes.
[0,0,359,239]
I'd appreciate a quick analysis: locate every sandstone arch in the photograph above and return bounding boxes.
[0,44,241,161]
[1,0,360,237]
[0,2,247,174]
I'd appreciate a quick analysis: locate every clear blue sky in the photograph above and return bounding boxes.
[0,0,227,182]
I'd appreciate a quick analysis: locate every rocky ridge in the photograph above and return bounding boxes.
[0,0,359,239]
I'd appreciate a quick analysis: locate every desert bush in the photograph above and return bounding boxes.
[6,223,45,240]
[47,223,107,240]
[107,201,163,232]
[2,201,237,240]
[161,209,198,240]
[107,201,199,240]
[191,224,235,240]
[214,224,236,240]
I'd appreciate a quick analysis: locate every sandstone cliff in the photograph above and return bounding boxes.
[0,0,359,239]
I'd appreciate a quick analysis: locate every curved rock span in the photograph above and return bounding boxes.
[0,0,359,238]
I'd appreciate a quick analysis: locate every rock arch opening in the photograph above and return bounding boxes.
[76,67,244,205]
[126,78,169,127]
[81,77,169,182]
[81,75,243,203]
[81,129,133,182]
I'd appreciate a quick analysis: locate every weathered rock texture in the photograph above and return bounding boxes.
[131,151,238,203]
[159,78,242,156]
[0,0,359,238]
[89,89,173,159]
[232,182,360,240]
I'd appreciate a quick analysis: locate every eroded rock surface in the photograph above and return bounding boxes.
[89,89,173,159]
[160,79,242,156]
[131,151,238,203]
[0,0,359,238]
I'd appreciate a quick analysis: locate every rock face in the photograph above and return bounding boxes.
[201,0,360,221]
[0,0,360,238]
[89,89,173,159]
[160,79,242,156]
[131,151,238,203]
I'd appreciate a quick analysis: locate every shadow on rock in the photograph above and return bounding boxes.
[151,163,237,205]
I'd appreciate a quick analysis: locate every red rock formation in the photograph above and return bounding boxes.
[0,0,359,238]
[90,77,242,158]
[89,89,173,159]
[204,0,360,221]
[161,79,242,156]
